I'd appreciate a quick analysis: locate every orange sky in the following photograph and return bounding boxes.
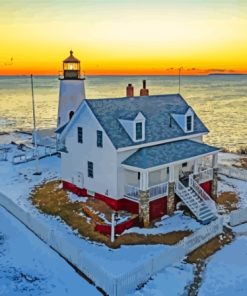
[1,0,247,75]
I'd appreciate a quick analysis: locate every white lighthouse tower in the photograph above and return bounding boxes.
[57,50,86,128]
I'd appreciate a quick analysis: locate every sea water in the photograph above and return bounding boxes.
[0,75,246,151]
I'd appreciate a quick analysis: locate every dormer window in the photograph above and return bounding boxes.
[171,107,194,133]
[135,122,143,141]
[186,115,192,132]
[119,111,146,142]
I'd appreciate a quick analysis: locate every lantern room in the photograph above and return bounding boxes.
[63,50,81,79]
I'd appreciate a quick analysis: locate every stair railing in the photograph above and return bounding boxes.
[189,175,217,214]
[175,180,202,218]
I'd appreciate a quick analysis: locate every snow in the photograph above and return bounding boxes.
[199,237,247,296]
[1,134,247,296]
[218,152,242,167]
[218,175,247,207]
[198,161,247,296]
[0,206,100,296]
[68,192,88,203]
[0,140,184,279]
[128,262,193,296]
[124,211,201,235]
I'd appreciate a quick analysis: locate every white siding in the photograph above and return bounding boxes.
[57,80,86,128]
[125,170,140,187]
[117,149,138,197]
[191,136,203,143]
[148,169,168,187]
[61,103,118,198]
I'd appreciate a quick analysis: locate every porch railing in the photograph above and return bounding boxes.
[124,185,139,200]
[192,168,213,184]
[124,182,168,200]
[149,182,168,199]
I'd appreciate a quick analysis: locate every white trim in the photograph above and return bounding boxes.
[122,164,146,172]
[117,132,208,152]
[185,114,194,133]
[123,195,140,203]
[122,150,219,172]
[133,120,145,142]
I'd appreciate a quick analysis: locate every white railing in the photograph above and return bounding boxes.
[192,168,213,184]
[218,164,247,182]
[175,180,202,218]
[149,182,168,199]
[12,146,57,164]
[189,176,217,215]
[229,207,247,226]
[124,185,139,200]
[125,182,168,200]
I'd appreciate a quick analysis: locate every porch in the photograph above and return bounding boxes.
[121,140,219,226]
[123,161,216,201]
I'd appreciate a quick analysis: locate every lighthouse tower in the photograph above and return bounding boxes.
[57,50,86,128]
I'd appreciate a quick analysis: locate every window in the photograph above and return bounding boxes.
[182,162,187,167]
[135,122,143,140]
[69,111,74,120]
[138,172,140,180]
[186,116,192,131]
[77,127,83,143]
[88,161,93,178]
[97,130,103,147]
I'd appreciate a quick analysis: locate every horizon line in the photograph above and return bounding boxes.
[1,73,247,77]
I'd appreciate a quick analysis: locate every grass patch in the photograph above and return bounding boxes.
[216,191,239,213]
[186,226,234,264]
[31,181,191,248]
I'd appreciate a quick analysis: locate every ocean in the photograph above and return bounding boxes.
[0,75,246,151]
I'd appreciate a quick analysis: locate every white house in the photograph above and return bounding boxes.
[56,52,219,227]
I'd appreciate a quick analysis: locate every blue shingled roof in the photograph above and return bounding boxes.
[86,94,208,149]
[122,140,219,169]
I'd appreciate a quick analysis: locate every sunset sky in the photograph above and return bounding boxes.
[0,0,247,75]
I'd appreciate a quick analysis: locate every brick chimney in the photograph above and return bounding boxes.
[126,83,134,97]
[140,80,149,96]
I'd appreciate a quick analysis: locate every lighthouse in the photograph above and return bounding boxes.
[57,50,86,128]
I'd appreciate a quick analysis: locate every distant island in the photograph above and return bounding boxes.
[208,73,246,76]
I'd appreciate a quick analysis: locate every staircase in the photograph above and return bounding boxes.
[175,179,217,224]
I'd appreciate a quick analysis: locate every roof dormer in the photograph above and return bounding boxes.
[171,107,194,133]
[119,112,146,142]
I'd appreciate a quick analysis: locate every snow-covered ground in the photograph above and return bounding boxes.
[0,144,173,275]
[1,133,247,295]
[199,235,247,296]
[124,211,201,235]
[218,152,242,167]
[197,163,247,296]
[129,262,194,296]
[218,174,247,208]
[0,206,100,296]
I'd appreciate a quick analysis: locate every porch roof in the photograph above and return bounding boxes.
[122,140,219,169]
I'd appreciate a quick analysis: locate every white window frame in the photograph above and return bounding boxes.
[133,112,146,142]
[184,109,194,133]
